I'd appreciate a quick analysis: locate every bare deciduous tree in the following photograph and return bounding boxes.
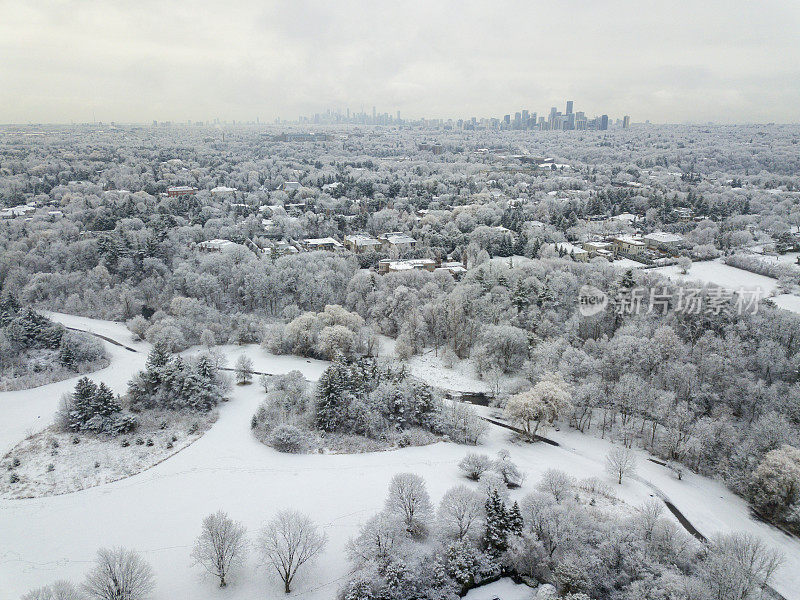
[192,510,248,588]
[536,469,575,503]
[82,547,155,600]
[703,532,783,600]
[606,446,638,485]
[437,485,483,541]
[385,472,433,536]
[234,355,254,385]
[22,580,82,600]
[258,510,327,594]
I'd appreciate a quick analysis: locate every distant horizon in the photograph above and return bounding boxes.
[2,1,798,125]
[2,118,799,127]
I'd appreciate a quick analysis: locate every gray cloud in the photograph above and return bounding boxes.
[1,0,799,123]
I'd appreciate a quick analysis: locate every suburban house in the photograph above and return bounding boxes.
[643,232,684,253]
[436,260,467,278]
[197,239,236,253]
[210,186,237,196]
[612,235,646,256]
[343,234,383,253]
[167,186,198,197]
[583,240,614,258]
[262,239,298,257]
[378,232,417,252]
[297,237,344,252]
[554,242,589,262]
[378,258,436,274]
[283,181,302,191]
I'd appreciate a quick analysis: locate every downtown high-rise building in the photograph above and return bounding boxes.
[566,100,574,115]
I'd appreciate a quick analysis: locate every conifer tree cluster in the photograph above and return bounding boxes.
[483,489,522,556]
[127,344,228,412]
[59,376,137,435]
[314,358,439,438]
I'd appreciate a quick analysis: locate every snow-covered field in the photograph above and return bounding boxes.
[1,411,214,499]
[2,315,800,599]
[652,258,779,293]
[464,577,537,600]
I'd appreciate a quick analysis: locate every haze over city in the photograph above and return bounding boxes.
[1,0,799,124]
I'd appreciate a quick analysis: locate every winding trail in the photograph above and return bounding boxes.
[2,315,798,600]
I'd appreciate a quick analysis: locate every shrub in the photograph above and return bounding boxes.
[459,453,492,480]
[270,424,306,453]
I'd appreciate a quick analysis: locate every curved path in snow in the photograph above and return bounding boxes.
[1,315,798,600]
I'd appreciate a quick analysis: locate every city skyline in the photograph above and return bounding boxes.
[1,1,799,124]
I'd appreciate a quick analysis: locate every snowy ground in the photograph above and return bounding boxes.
[2,316,800,599]
[463,577,536,600]
[612,257,648,270]
[1,410,214,499]
[652,258,800,316]
[378,336,523,395]
[652,258,779,294]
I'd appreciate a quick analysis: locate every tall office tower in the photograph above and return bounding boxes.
[503,114,511,125]
[397,110,400,122]
[372,106,376,122]
[600,114,609,130]
[550,106,557,119]
[566,100,574,115]
[567,113,576,130]
[521,109,529,127]
[531,112,537,127]
[623,115,631,129]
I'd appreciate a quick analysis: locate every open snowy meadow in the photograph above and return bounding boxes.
[1,314,799,599]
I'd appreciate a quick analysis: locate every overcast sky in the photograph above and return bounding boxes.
[1,0,799,124]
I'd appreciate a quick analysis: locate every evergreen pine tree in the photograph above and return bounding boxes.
[508,501,523,537]
[315,363,348,432]
[620,269,635,290]
[512,281,530,312]
[94,382,121,418]
[484,489,510,556]
[69,377,99,431]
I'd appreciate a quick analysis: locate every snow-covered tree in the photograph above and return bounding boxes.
[606,446,638,485]
[385,472,433,537]
[258,510,327,594]
[234,355,254,385]
[437,485,483,541]
[82,547,155,600]
[505,373,571,440]
[458,453,492,481]
[192,510,248,588]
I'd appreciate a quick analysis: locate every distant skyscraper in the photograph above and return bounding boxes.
[503,114,511,125]
[372,106,376,122]
[600,114,609,130]
[566,100,574,115]
[623,115,631,129]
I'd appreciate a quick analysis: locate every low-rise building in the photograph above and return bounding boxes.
[583,240,613,258]
[643,232,684,253]
[298,237,343,252]
[436,260,467,278]
[197,239,236,253]
[283,181,301,191]
[612,235,646,256]
[378,258,436,274]
[167,186,198,197]
[555,242,589,262]
[344,234,383,253]
[262,239,298,257]
[378,232,417,252]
